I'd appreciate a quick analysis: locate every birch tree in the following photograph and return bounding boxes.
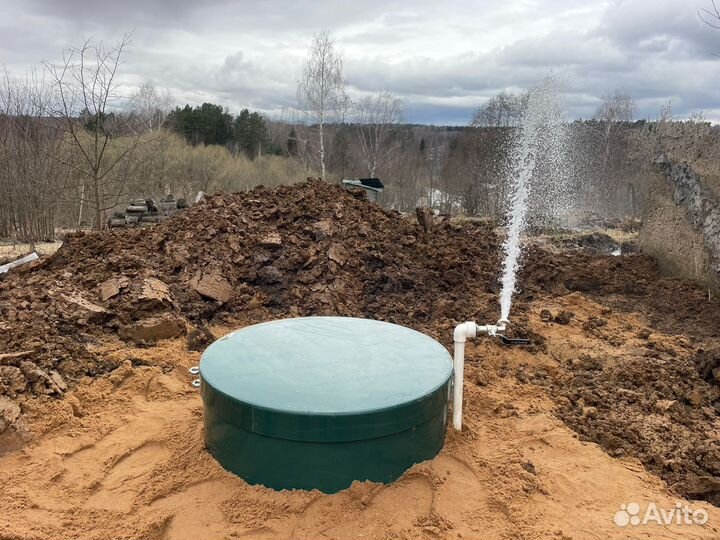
[130,80,171,132]
[354,91,404,178]
[593,90,635,215]
[124,81,173,196]
[594,89,635,165]
[297,31,347,181]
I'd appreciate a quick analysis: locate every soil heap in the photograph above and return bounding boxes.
[1,179,719,506]
[0,180,503,399]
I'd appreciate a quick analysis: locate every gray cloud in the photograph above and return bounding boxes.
[1,0,719,123]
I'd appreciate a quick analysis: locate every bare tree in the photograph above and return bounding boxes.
[43,33,147,229]
[130,80,171,132]
[689,110,706,123]
[354,91,404,178]
[472,90,527,127]
[0,68,67,242]
[591,90,636,215]
[594,89,635,167]
[658,99,673,122]
[297,30,347,182]
[595,89,635,124]
[123,81,176,196]
[700,1,720,28]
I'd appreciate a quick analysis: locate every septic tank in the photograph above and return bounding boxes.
[198,317,452,493]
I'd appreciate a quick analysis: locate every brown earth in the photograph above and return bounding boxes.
[1,180,719,538]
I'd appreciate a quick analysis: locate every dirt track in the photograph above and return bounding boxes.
[1,181,719,538]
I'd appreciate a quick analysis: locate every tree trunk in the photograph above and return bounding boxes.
[93,176,102,230]
[78,181,85,228]
[319,120,326,181]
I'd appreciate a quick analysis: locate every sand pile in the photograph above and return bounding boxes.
[1,295,719,539]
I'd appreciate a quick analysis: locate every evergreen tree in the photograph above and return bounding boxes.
[168,102,233,146]
[233,109,270,158]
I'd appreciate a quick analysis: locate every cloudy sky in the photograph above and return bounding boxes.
[1,0,719,124]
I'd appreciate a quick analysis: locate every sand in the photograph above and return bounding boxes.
[1,292,718,539]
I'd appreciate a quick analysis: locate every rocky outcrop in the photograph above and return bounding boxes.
[662,159,720,274]
[639,154,720,293]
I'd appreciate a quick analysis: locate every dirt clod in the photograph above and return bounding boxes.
[553,310,574,324]
[189,268,233,303]
[0,397,20,432]
[186,326,216,352]
[119,315,187,344]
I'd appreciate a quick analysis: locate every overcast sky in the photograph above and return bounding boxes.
[1,0,719,124]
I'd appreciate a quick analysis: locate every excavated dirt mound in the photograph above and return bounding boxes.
[552,232,620,255]
[521,301,720,505]
[0,180,502,392]
[1,179,719,513]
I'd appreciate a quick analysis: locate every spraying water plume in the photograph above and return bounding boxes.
[499,76,571,322]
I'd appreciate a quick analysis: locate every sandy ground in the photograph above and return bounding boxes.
[1,293,718,540]
[0,242,62,260]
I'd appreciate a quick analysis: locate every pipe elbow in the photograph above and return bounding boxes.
[453,321,477,343]
[496,318,510,333]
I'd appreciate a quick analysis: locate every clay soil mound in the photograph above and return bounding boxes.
[1,179,719,530]
[0,180,502,400]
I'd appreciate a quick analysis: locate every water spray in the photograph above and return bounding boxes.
[499,76,568,321]
[452,76,569,431]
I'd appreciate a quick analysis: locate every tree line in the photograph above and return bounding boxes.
[168,103,283,158]
[0,34,311,242]
[2,30,716,244]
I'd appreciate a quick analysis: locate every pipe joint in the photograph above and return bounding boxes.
[453,321,477,343]
[475,318,509,337]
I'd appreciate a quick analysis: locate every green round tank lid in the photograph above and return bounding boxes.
[200,317,452,415]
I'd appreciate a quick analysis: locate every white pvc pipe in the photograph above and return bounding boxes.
[452,319,508,430]
[452,321,475,431]
[0,252,39,274]
[452,339,466,430]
